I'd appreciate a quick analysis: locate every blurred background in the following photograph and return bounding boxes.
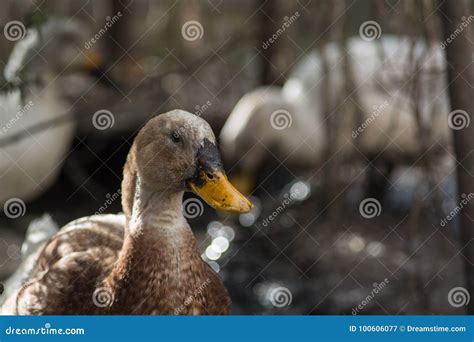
[0,0,473,315]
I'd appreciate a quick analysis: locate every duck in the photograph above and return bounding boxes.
[0,110,253,315]
[0,19,109,205]
[0,214,59,307]
[219,36,452,194]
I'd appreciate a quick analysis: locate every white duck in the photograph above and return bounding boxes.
[220,36,452,193]
[0,19,105,204]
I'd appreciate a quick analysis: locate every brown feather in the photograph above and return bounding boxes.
[1,111,232,315]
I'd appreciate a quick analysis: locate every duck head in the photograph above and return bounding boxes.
[132,110,253,213]
[4,19,114,97]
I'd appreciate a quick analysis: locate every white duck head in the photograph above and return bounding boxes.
[4,19,108,101]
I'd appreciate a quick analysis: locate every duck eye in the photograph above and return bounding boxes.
[171,131,181,143]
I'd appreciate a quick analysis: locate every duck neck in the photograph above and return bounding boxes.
[128,176,186,237]
[105,176,205,313]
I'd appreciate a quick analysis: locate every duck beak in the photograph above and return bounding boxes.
[82,51,121,90]
[83,51,104,73]
[188,139,254,213]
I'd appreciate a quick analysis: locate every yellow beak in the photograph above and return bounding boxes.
[83,51,104,72]
[189,171,254,213]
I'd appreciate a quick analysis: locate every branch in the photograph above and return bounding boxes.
[0,112,75,148]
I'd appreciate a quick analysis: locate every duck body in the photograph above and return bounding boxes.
[0,19,110,204]
[283,35,450,161]
[219,86,313,171]
[1,213,228,315]
[104,187,230,315]
[220,36,451,180]
[0,86,75,204]
[0,26,74,204]
[1,110,252,315]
